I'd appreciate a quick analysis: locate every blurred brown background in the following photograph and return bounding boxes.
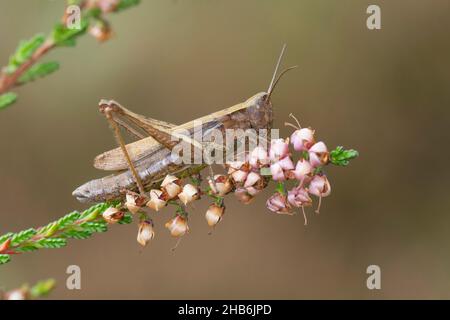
[0,0,449,299]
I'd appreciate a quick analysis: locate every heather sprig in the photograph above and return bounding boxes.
[0,0,140,110]
[0,115,358,261]
[0,202,132,265]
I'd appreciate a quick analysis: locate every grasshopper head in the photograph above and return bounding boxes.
[245,44,297,130]
[244,92,273,130]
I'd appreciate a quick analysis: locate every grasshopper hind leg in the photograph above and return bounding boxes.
[99,102,147,196]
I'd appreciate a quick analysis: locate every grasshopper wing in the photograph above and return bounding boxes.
[94,136,169,171]
[94,102,178,171]
[94,96,256,171]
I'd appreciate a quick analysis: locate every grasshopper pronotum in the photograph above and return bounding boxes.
[73,45,296,203]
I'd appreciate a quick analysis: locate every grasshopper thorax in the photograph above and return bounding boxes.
[245,92,273,130]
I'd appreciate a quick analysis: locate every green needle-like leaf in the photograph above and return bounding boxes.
[30,279,56,298]
[18,61,60,84]
[0,92,18,109]
[56,211,81,229]
[51,19,88,46]
[80,221,108,233]
[5,34,46,74]
[34,238,67,249]
[118,213,133,224]
[330,146,359,166]
[10,228,37,246]
[0,254,11,265]
[0,233,13,244]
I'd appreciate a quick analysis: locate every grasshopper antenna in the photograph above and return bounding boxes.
[266,44,298,101]
[267,44,287,95]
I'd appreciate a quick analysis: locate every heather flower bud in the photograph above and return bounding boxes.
[5,289,27,300]
[165,215,189,237]
[278,156,295,170]
[95,0,120,13]
[226,160,247,173]
[234,188,254,204]
[270,162,286,181]
[287,186,313,225]
[125,193,147,214]
[245,186,262,196]
[309,141,329,167]
[89,22,112,42]
[308,175,331,198]
[178,184,200,205]
[266,192,292,214]
[308,175,331,214]
[291,128,315,151]
[205,204,225,227]
[293,159,312,181]
[287,187,312,207]
[269,138,289,161]
[209,174,233,196]
[146,189,168,211]
[102,207,124,224]
[137,220,155,247]
[244,172,262,188]
[231,169,248,184]
[161,175,182,199]
[249,146,270,168]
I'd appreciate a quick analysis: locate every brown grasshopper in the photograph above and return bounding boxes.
[73,45,296,203]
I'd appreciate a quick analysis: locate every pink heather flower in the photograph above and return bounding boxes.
[244,172,262,188]
[287,187,312,207]
[89,23,112,42]
[245,186,262,196]
[278,156,295,170]
[243,171,265,196]
[269,138,289,162]
[270,162,285,181]
[231,169,248,184]
[266,192,292,214]
[97,0,120,13]
[227,160,246,171]
[293,159,312,181]
[234,188,254,204]
[287,186,313,225]
[5,289,27,300]
[226,159,249,176]
[291,128,315,151]
[309,141,329,167]
[249,146,270,168]
[308,175,331,214]
[309,141,328,154]
[308,175,331,198]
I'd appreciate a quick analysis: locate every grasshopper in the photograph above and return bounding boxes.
[73,45,296,203]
